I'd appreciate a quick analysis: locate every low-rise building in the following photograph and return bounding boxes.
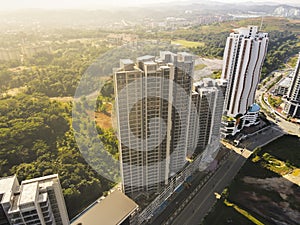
[274,75,292,96]
[71,190,138,225]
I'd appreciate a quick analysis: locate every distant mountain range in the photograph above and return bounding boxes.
[0,1,299,29]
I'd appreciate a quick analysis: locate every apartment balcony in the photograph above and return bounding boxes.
[12,221,24,225]
[23,212,38,220]
[22,214,39,223]
[10,218,23,224]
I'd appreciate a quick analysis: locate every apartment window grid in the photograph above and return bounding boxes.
[115,53,194,198]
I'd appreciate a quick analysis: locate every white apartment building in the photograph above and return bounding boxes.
[0,174,69,225]
[221,26,269,137]
[187,78,227,157]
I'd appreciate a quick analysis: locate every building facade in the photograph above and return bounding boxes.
[284,52,300,118]
[275,75,292,96]
[0,174,69,225]
[187,78,227,157]
[114,51,194,198]
[221,26,269,137]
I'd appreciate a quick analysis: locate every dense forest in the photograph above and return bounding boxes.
[0,31,119,217]
[0,93,118,218]
[0,41,109,97]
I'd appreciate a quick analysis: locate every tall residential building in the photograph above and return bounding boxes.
[114,51,194,198]
[221,26,269,137]
[187,78,227,157]
[284,52,300,118]
[0,174,69,225]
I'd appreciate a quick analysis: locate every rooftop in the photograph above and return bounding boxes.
[0,175,18,204]
[143,61,157,65]
[136,55,155,62]
[120,59,134,65]
[71,190,138,225]
[216,79,227,86]
[178,52,192,56]
[278,76,292,88]
[18,174,58,205]
[22,174,58,185]
[19,182,38,205]
[38,192,48,203]
[159,65,171,69]
[231,26,268,38]
[194,78,216,88]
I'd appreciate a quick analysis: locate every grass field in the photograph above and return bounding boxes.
[194,63,207,70]
[95,111,112,129]
[95,103,113,129]
[171,39,205,48]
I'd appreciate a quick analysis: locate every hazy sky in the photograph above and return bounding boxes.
[0,0,299,10]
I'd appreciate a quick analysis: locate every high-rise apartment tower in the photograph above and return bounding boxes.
[187,78,227,157]
[284,52,300,118]
[114,51,194,198]
[221,26,268,137]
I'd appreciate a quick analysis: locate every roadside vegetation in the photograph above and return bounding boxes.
[268,95,283,108]
[286,54,299,68]
[194,63,207,70]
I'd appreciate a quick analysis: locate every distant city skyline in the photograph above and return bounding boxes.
[0,0,299,10]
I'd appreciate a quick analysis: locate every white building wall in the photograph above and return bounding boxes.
[221,26,268,136]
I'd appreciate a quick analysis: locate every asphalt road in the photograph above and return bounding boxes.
[256,90,300,137]
[171,151,246,225]
[241,125,285,151]
[256,68,300,137]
